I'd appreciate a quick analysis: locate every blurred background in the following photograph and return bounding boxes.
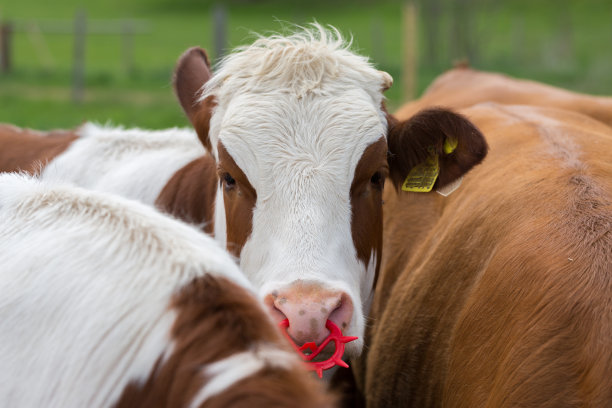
[1,0,611,129]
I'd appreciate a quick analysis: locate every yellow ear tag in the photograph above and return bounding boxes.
[401,154,439,192]
[401,139,456,193]
[444,138,458,154]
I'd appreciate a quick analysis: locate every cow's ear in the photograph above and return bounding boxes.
[387,108,488,193]
[173,47,215,152]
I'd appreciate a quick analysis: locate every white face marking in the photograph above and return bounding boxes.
[213,184,227,248]
[362,250,378,317]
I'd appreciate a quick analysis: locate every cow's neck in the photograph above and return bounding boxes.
[376,186,447,315]
[155,154,219,235]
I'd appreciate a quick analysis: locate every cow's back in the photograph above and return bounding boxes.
[0,124,78,174]
[41,123,205,205]
[395,67,612,128]
[365,104,612,407]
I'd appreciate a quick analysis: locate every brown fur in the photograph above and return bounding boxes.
[217,142,257,257]
[387,108,488,191]
[350,138,388,285]
[114,274,336,408]
[395,67,612,127]
[329,364,366,408]
[0,124,78,174]
[191,96,216,153]
[155,155,218,235]
[203,366,335,408]
[173,47,215,152]
[361,102,612,407]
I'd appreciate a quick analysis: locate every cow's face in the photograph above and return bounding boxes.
[212,92,389,356]
[174,28,488,359]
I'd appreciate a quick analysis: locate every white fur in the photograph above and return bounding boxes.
[0,174,251,408]
[42,122,205,205]
[362,250,378,317]
[213,184,227,247]
[188,346,299,407]
[202,24,391,355]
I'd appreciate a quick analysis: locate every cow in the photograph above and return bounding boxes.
[0,173,335,408]
[0,25,487,362]
[357,101,612,407]
[395,65,612,127]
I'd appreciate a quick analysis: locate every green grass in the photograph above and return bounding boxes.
[1,0,611,129]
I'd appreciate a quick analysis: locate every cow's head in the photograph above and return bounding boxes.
[174,26,487,358]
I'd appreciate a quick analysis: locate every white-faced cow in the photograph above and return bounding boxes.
[0,25,487,360]
[356,99,612,406]
[0,173,334,408]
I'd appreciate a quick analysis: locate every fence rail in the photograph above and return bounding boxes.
[0,2,593,107]
[8,19,151,35]
[0,13,151,103]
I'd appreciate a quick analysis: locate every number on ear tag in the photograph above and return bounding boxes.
[401,155,439,193]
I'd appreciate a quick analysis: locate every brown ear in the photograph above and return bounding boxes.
[173,47,215,152]
[387,107,488,191]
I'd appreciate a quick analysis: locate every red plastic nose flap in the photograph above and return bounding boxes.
[279,319,358,378]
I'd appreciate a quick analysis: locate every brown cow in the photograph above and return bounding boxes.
[395,66,612,127]
[359,102,612,407]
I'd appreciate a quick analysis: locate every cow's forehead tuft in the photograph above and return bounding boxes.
[201,23,388,105]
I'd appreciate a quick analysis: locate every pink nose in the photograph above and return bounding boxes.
[264,283,353,345]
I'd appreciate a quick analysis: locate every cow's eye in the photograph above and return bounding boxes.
[370,171,384,189]
[222,172,236,189]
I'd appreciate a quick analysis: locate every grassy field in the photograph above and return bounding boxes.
[1,0,611,129]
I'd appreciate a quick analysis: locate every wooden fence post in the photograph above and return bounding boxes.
[213,4,227,62]
[72,10,86,103]
[26,22,56,70]
[371,17,385,67]
[422,0,441,68]
[121,21,134,75]
[450,0,475,64]
[1,21,13,73]
[402,1,417,101]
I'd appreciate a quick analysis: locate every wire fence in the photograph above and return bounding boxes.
[1,1,610,106]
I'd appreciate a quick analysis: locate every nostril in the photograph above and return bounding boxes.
[328,293,353,332]
[263,293,288,323]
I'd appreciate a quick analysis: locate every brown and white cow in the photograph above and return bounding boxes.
[357,101,612,407]
[0,25,487,360]
[395,65,612,127]
[0,173,335,408]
